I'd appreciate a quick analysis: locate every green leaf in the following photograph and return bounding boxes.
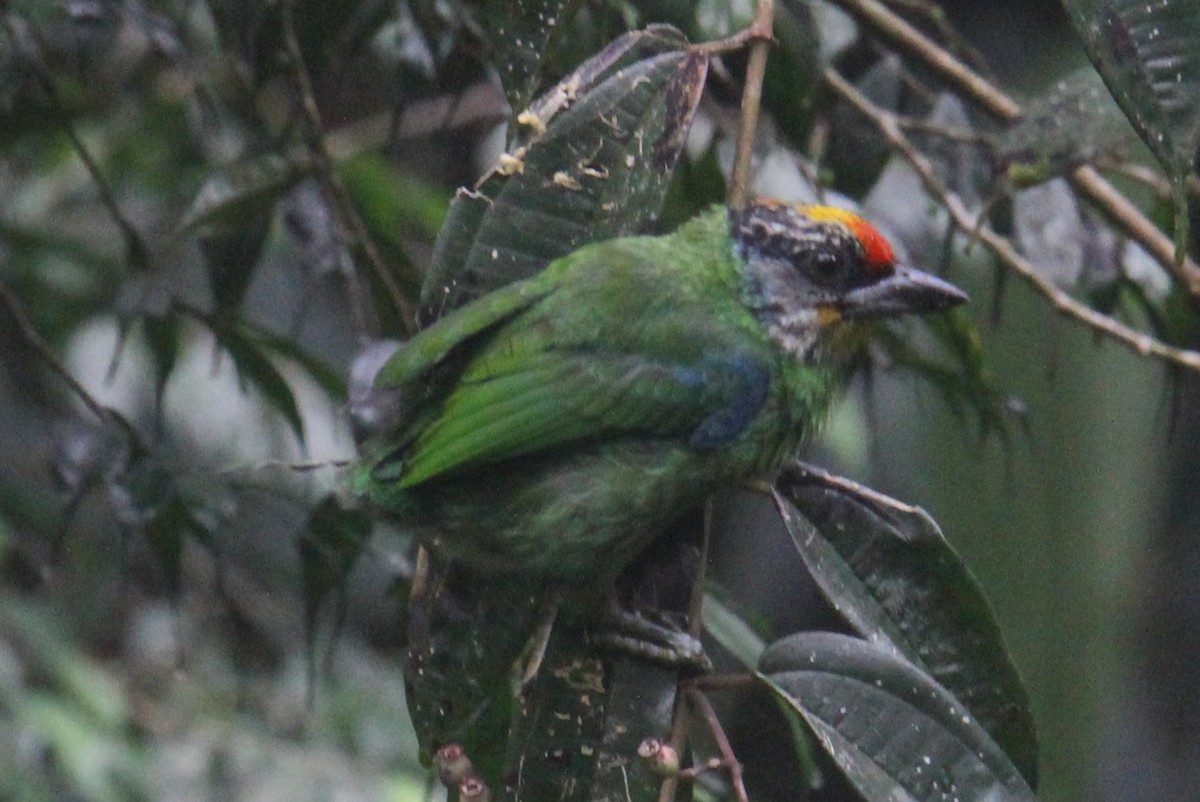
[197,202,274,320]
[337,150,444,303]
[998,69,1133,186]
[141,310,181,410]
[403,566,541,780]
[1062,0,1200,259]
[299,495,372,657]
[419,26,707,322]
[761,632,1038,802]
[773,464,1039,787]
[482,0,582,119]
[217,326,306,442]
[702,592,767,668]
[238,321,347,402]
[178,153,302,234]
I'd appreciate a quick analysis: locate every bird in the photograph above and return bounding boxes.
[355,200,966,585]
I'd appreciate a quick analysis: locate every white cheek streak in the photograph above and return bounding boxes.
[769,308,823,361]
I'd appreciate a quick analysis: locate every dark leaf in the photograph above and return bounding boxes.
[197,203,274,321]
[217,326,305,442]
[141,311,181,411]
[337,151,445,302]
[418,27,706,322]
[773,464,1039,786]
[763,2,822,147]
[1063,0,1200,258]
[702,592,767,668]
[178,153,302,234]
[299,495,372,646]
[482,0,580,119]
[403,565,541,782]
[761,632,1038,802]
[500,622,614,801]
[998,69,1133,186]
[142,497,208,600]
[239,322,347,403]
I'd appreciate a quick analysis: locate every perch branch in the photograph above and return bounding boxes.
[826,68,1200,373]
[827,0,1200,298]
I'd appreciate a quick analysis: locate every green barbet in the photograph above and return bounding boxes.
[358,200,965,581]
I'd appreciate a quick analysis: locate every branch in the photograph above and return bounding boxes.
[827,0,1200,298]
[825,67,1200,373]
[727,0,776,209]
[0,284,148,450]
[278,1,417,337]
[1,15,150,271]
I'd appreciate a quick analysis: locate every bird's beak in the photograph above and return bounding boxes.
[840,265,968,319]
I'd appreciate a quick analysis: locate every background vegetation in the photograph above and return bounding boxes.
[1,1,1198,800]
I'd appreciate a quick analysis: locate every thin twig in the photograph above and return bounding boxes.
[686,688,750,802]
[727,0,776,209]
[825,68,1200,373]
[1070,165,1200,297]
[1100,160,1200,201]
[0,284,148,449]
[827,0,1200,297]
[278,1,416,338]
[2,16,150,271]
[828,0,1019,120]
[657,500,714,802]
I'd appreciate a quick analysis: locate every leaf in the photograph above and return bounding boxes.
[217,326,305,442]
[197,201,274,320]
[773,464,1039,787]
[998,69,1133,186]
[1062,0,1200,259]
[142,496,210,599]
[482,0,581,119]
[335,151,444,308]
[764,1,823,146]
[418,26,707,323]
[761,632,1038,802]
[403,566,541,780]
[141,310,181,410]
[178,153,302,234]
[702,592,767,668]
[298,495,372,651]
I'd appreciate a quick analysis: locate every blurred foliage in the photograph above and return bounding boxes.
[1,0,1199,800]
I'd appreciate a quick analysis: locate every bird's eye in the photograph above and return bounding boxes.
[813,250,840,274]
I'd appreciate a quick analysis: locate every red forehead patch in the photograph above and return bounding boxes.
[799,206,895,272]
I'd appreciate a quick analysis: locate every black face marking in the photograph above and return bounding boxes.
[729,203,878,293]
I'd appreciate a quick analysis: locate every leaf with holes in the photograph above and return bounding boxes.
[773,464,1039,787]
[761,632,1038,802]
[482,0,581,119]
[419,26,706,323]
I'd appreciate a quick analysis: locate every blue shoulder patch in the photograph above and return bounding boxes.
[687,355,771,450]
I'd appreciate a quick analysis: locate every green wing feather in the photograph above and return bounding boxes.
[370,213,776,488]
[397,338,771,487]
[373,280,554,390]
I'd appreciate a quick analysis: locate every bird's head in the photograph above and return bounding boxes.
[730,200,967,361]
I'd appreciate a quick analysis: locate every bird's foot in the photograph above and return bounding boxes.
[592,602,712,672]
[515,592,561,688]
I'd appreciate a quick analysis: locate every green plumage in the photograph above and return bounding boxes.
[357,205,837,581]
